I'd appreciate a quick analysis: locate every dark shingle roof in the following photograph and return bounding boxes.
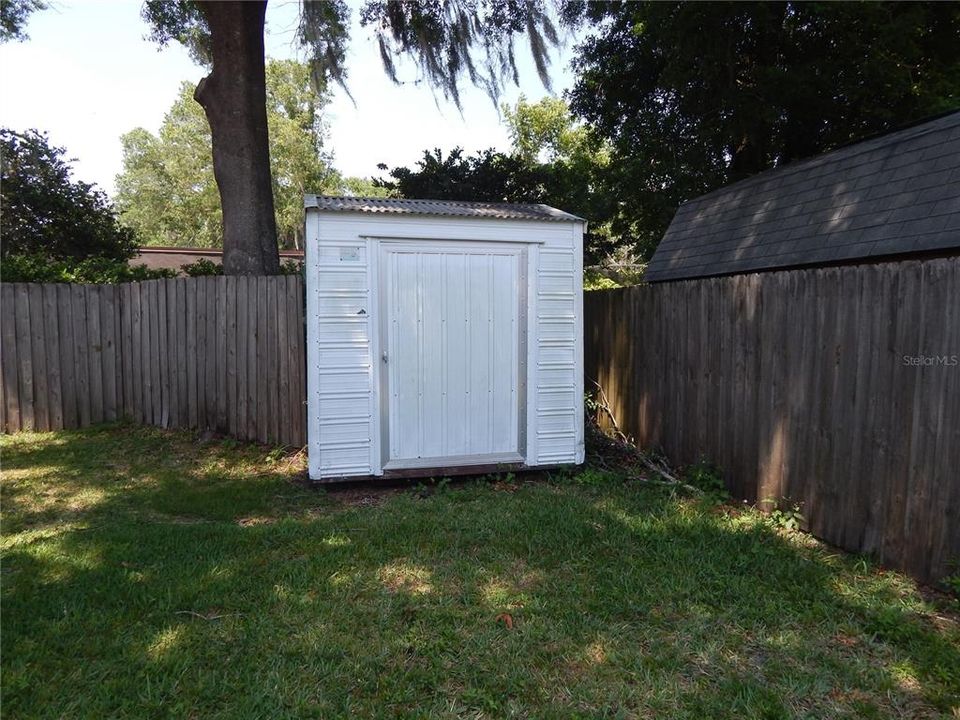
[305,195,583,223]
[645,111,960,282]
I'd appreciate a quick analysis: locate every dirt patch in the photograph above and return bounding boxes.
[236,516,277,527]
[328,486,404,507]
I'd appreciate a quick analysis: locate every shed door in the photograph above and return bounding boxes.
[380,244,525,469]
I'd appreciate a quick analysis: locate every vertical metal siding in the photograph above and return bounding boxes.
[384,247,520,463]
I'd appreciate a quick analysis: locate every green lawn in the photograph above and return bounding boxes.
[2,425,958,719]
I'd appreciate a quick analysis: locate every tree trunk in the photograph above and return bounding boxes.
[194,1,280,275]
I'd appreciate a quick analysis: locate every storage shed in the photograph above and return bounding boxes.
[304,195,585,481]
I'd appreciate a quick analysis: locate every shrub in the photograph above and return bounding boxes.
[181,258,223,277]
[1,253,175,284]
[683,458,729,502]
[1,128,137,263]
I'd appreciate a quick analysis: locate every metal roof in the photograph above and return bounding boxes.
[304,194,584,223]
[645,111,960,282]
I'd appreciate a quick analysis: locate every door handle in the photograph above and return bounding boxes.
[382,351,388,364]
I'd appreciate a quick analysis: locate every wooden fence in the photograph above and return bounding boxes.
[1,276,306,447]
[585,256,959,582]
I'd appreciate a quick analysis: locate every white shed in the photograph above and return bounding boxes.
[304,195,585,481]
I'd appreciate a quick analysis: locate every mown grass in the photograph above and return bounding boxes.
[1,424,958,719]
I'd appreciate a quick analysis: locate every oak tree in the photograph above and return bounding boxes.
[116,60,341,251]
[142,0,559,274]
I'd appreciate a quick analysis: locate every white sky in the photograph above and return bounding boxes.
[0,0,578,197]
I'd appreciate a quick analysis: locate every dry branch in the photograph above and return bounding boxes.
[588,379,701,495]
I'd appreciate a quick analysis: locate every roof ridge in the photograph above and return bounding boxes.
[316,194,551,208]
[305,194,584,222]
[684,110,960,206]
[647,111,960,282]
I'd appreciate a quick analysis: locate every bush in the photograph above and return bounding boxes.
[280,259,304,276]
[180,257,304,277]
[181,258,223,277]
[1,253,175,284]
[1,128,137,263]
[683,458,729,502]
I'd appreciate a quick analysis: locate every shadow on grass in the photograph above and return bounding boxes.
[2,425,958,718]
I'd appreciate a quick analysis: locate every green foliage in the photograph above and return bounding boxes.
[180,258,222,277]
[141,1,210,65]
[360,1,558,107]
[137,1,561,275]
[115,60,341,250]
[765,499,806,533]
[378,96,635,281]
[683,458,729,502]
[377,147,539,203]
[547,464,578,483]
[179,257,301,278]
[565,1,960,257]
[1,128,137,263]
[339,176,391,198]
[942,575,960,601]
[266,60,342,249]
[115,105,220,249]
[144,0,354,96]
[502,95,590,164]
[143,1,558,107]
[583,269,622,291]
[279,259,305,276]
[1,253,174,284]
[572,467,617,486]
[0,0,45,42]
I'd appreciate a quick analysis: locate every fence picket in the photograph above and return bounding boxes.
[1,285,20,432]
[584,257,960,582]
[42,284,64,430]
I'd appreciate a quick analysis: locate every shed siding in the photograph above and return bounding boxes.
[306,210,584,479]
[535,234,584,465]
[307,213,374,477]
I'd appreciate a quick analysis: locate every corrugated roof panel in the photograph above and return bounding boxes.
[304,195,584,223]
[645,111,960,282]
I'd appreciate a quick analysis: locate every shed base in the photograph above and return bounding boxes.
[309,461,579,484]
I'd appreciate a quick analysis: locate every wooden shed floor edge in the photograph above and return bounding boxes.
[310,462,578,484]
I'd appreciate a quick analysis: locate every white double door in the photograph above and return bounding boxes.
[379,243,525,468]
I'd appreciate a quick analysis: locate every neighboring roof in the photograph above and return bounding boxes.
[305,194,584,223]
[132,247,303,273]
[645,111,960,282]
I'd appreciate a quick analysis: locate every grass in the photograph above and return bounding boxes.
[2,425,958,719]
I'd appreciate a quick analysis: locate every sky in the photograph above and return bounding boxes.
[0,0,579,197]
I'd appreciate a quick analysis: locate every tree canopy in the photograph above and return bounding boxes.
[564,1,960,254]
[376,96,639,283]
[143,0,559,107]
[135,0,561,273]
[116,60,342,250]
[1,128,136,261]
[0,127,176,283]
[0,0,45,42]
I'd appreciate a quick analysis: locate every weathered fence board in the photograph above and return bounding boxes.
[2,285,19,432]
[1,276,307,447]
[585,256,960,582]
